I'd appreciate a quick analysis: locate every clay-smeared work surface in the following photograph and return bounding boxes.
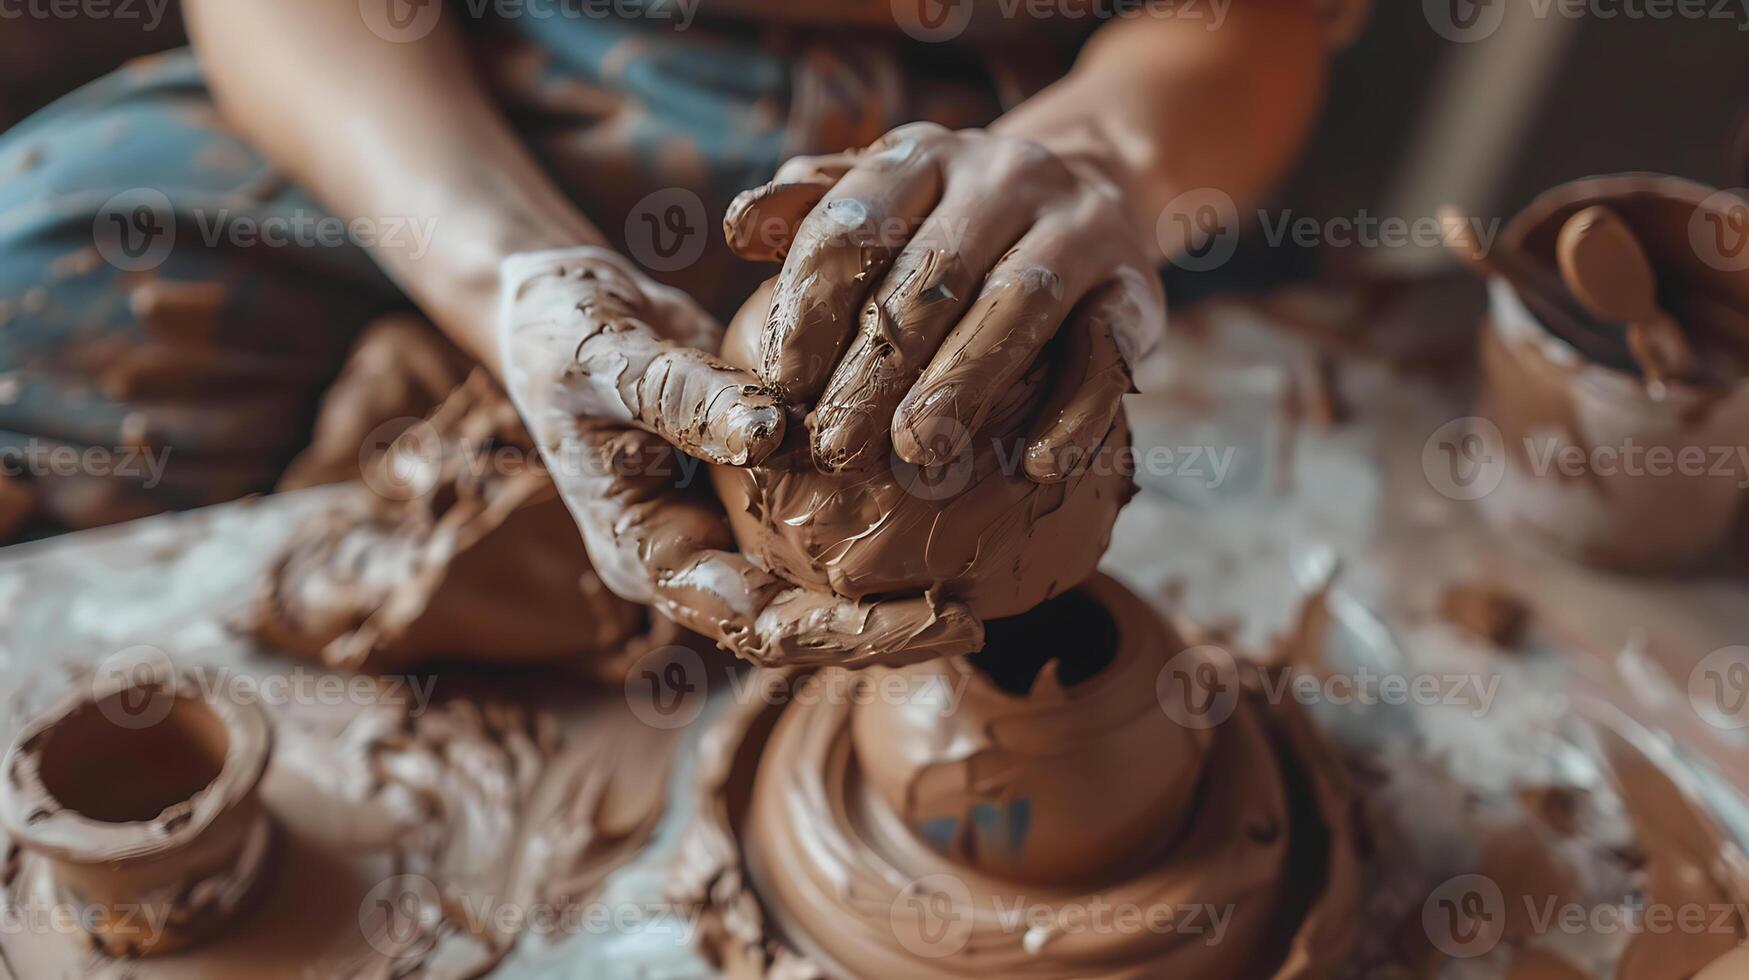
[1,280,1748,977]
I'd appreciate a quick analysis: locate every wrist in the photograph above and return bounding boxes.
[407,204,608,379]
[991,84,1170,264]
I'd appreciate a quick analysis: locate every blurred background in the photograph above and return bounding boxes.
[4,2,1745,281]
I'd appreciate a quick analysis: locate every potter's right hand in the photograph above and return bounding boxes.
[498,248,985,668]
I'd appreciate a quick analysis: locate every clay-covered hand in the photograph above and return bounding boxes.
[498,248,984,667]
[724,122,1165,482]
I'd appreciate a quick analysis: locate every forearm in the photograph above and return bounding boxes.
[183,0,604,374]
[994,0,1331,262]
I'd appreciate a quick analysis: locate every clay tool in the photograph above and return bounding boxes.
[1438,205,1632,369]
[1556,204,1697,387]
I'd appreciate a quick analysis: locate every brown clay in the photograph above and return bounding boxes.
[672,573,1362,978]
[1470,176,1749,571]
[709,280,1138,623]
[0,655,692,977]
[248,371,662,676]
[0,661,273,958]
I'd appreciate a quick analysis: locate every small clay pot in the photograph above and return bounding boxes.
[851,573,1209,884]
[0,661,274,957]
[1473,176,1749,571]
[676,573,1362,979]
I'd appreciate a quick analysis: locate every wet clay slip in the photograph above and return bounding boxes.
[1471,176,1749,570]
[672,574,1362,978]
[709,282,1138,622]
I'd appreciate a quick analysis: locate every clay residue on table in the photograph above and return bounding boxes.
[246,370,665,676]
[672,575,1362,978]
[0,678,686,978]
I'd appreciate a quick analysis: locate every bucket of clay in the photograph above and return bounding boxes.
[1472,175,1749,571]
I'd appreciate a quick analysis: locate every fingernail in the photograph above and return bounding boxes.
[811,413,878,473]
[1023,440,1073,484]
[893,391,967,467]
[714,399,785,466]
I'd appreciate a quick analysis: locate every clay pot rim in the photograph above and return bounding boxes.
[1486,278,1746,408]
[946,572,1180,717]
[0,664,273,864]
[1501,172,1725,248]
[1495,173,1749,399]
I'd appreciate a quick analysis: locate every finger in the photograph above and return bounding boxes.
[891,224,1100,467]
[1022,283,1137,484]
[554,423,984,667]
[655,554,986,669]
[723,151,858,262]
[505,256,784,466]
[810,167,1037,472]
[759,124,948,399]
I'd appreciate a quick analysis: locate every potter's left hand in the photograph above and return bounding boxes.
[498,248,985,667]
[724,122,1166,482]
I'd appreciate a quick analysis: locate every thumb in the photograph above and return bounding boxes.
[501,249,786,467]
[724,151,858,262]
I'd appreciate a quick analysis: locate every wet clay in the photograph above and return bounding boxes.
[0,658,689,978]
[277,312,473,492]
[1591,718,1749,978]
[1438,582,1529,648]
[498,251,987,669]
[248,371,667,676]
[1471,176,1749,571]
[672,574,1362,978]
[0,664,272,958]
[709,281,1137,621]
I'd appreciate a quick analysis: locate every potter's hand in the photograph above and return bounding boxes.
[724,123,1165,482]
[499,248,984,667]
